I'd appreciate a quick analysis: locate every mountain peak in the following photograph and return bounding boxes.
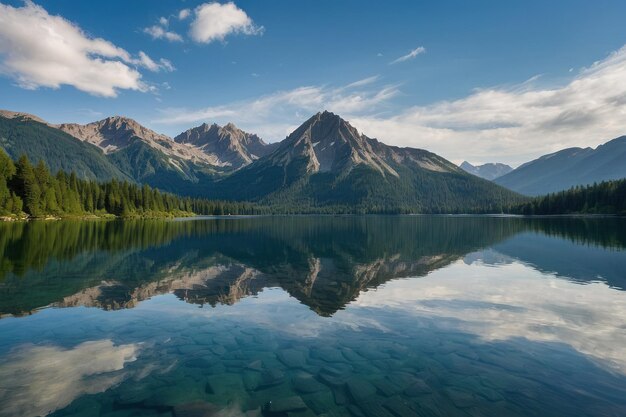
[460,161,513,180]
[273,111,399,176]
[173,122,276,169]
[57,116,221,167]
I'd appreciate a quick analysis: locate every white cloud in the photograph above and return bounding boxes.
[0,1,171,97]
[143,24,183,42]
[178,8,191,20]
[135,51,175,72]
[0,340,140,417]
[390,46,426,64]
[156,43,626,165]
[154,76,398,140]
[351,45,626,165]
[189,2,263,44]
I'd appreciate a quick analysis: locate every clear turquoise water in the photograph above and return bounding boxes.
[0,216,625,417]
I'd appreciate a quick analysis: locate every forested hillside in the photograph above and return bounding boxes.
[511,180,626,215]
[0,150,262,218]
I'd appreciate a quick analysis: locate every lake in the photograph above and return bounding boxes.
[0,216,625,417]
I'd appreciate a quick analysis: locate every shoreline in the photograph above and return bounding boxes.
[3,212,624,222]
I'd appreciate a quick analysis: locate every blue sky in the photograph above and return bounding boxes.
[1,0,626,165]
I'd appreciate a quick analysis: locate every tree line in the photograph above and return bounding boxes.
[510,179,626,215]
[2,149,625,218]
[0,150,267,218]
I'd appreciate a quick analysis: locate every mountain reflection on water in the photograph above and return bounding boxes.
[0,216,625,417]
[1,216,625,317]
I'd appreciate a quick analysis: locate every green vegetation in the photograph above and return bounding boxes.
[511,179,626,215]
[0,115,130,181]
[0,150,264,219]
[212,161,527,214]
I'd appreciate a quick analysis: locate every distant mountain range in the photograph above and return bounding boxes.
[0,109,522,212]
[460,161,513,180]
[495,136,626,195]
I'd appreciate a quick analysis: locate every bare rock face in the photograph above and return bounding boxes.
[267,111,459,177]
[174,122,278,169]
[58,116,223,166]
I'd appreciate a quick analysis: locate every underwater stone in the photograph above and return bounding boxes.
[278,349,308,368]
[268,396,308,412]
[346,378,377,402]
[246,359,264,371]
[347,404,366,417]
[293,373,327,393]
[257,369,286,389]
[403,379,432,397]
[382,397,421,417]
[371,378,402,397]
[302,390,336,414]
[313,348,346,363]
[332,387,350,406]
[444,388,476,409]
[173,401,220,417]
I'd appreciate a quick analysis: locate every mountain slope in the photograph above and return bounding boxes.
[173,122,278,169]
[0,114,131,181]
[58,116,226,189]
[211,111,524,212]
[460,161,513,180]
[495,136,626,195]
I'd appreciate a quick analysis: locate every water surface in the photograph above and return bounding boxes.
[1,216,625,417]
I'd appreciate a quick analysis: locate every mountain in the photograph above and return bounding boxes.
[0,109,523,212]
[58,116,226,188]
[0,112,131,181]
[460,161,513,180]
[210,111,523,212]
[173,122,279,169]
[495,136,626,195]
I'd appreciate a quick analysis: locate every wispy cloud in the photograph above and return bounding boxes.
[155,44,626,165]
[352,45,626,165]
[0,1,172,97]
[390,46,426,64]
[154,76,398,140]
[143,24,183,42]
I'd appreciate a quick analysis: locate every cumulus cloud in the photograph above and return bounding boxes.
[0,340,140,417]
[143,24,183,42]
[390,46,426,64]
[0,1,172,97]
[189,2,263,44]
[178,8,191,20]
[154,76,398,140]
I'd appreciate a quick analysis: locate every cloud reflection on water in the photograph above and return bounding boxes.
[353,257,626,374]
[0,340,139,417]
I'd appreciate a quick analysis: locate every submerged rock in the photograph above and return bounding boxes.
[403,379,432,397]
[313,348,345,363]
[267,395,308,412]
[278,348,308,368]
[371,378,402,397]
[383,397,421,417]
[257,369,286,389]
[346,378,377,402]
[173,401,220,417]
[293,373,327,393]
